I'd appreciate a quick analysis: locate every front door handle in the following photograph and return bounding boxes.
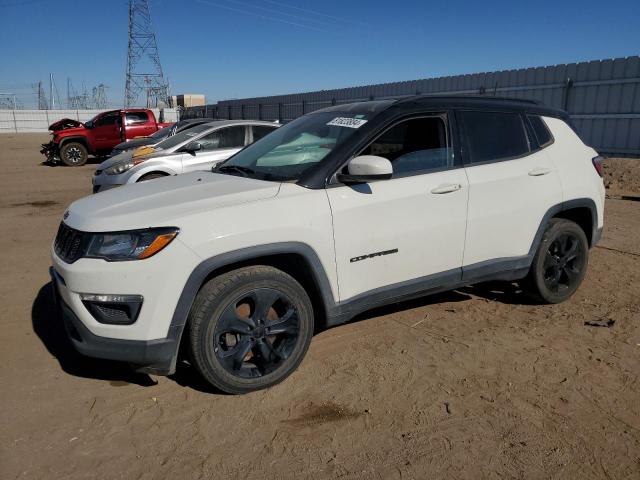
[528,167,551,176]
[430,183,462,194]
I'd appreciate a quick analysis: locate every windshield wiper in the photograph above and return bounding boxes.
[215,165,256,176]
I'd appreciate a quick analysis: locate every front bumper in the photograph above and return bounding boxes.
[92,171,125,193]
[49,237,202,374]
[50,267,181,375]
[41,141,60,163]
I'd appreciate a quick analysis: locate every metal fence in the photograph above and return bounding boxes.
[0,108,179,133]
[183,56,640,157]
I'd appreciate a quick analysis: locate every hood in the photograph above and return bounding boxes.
[64,172,281,232]
[49,118,84,132]
[96,151,134,171]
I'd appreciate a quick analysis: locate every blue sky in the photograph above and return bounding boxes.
[0,0,638,108]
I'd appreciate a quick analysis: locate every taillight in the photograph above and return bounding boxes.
[592,155,604,177]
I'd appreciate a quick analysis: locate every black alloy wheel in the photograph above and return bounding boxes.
[188,266,314,394]
[214,288,300,378]
[523,218,589,304]
[542,233,584,293]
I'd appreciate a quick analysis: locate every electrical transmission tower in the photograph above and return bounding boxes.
[92,84,108,109]
[124,0,169,108]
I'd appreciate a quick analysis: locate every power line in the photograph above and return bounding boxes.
[218,0,334,27]
[195,0,331,32]
[258,0,367,26]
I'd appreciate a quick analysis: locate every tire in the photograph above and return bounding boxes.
[60,142,88,166]
[188,266,314,394]
[138,172,167,182]
[523,218,589,304]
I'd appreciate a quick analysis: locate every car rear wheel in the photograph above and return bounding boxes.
[188,266,314,394]
[523,218,589,303]
[60,142,88,166]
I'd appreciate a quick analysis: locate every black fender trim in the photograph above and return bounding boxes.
[58,136,91,153]
[529,197,599,253]
[162,242,337,372]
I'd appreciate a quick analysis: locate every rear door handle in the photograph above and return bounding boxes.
[430,183,462,194]
[528,167,551,176]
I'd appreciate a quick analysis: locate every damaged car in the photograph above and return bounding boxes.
[41,109,172,166]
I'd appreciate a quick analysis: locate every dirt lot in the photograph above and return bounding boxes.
[0,133,638,479]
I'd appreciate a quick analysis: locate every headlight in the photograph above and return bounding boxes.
[105,161,134,175]
[105,156,149,175]
[86,227,179,261]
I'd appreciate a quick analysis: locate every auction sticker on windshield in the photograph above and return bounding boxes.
[326,117,368,128]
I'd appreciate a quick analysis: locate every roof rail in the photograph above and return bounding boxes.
[404,94,544,106]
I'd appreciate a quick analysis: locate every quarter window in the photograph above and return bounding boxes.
[360,116,451,176]
[125,111,149,125]
[527,115,553,147]
[461,111,530,164]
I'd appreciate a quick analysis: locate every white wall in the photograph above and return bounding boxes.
[0,109,179,133]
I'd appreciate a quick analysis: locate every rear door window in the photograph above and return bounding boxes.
[197,126,246,151]
[252,125,278,142]
[95,112,120,127]
[218,126,246,148]
[460,111,530,164]
[125,111,149,125]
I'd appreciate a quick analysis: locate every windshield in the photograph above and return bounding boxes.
[150,125,172,140]
[155,124,212,151]
[217,112,369,181]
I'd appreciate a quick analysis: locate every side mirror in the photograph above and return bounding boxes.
[181,141,202,154]
[84,120,93,129]
[336,155,393,184]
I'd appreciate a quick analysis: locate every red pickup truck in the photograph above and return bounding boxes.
[41,109,172,166]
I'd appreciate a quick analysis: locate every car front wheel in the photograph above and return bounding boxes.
[188,266,314,394]
[60,142,88,166]
[523,218,589,303]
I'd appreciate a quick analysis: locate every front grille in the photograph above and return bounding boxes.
[54,222,88,263]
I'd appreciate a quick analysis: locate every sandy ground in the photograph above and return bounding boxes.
[0,133,639,479]
[603,157,640,198]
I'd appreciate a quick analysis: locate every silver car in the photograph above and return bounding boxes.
[92,120,280,193]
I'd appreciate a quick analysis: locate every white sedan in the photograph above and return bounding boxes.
[92,120,279,193]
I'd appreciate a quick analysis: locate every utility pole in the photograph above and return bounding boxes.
[36,81,48,110]
[49,73,55,110]
[124,0,169,108]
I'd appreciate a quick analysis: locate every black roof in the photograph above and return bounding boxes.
[316,95,567,119]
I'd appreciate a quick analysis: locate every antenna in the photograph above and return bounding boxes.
[124,0,169,108]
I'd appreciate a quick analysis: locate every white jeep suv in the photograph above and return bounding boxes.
[50,96,605,394]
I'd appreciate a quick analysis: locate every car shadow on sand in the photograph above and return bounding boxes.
[39,156,105,168]
[459,280,540,306]
[32,282,157,387]
[32,279,535,393]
